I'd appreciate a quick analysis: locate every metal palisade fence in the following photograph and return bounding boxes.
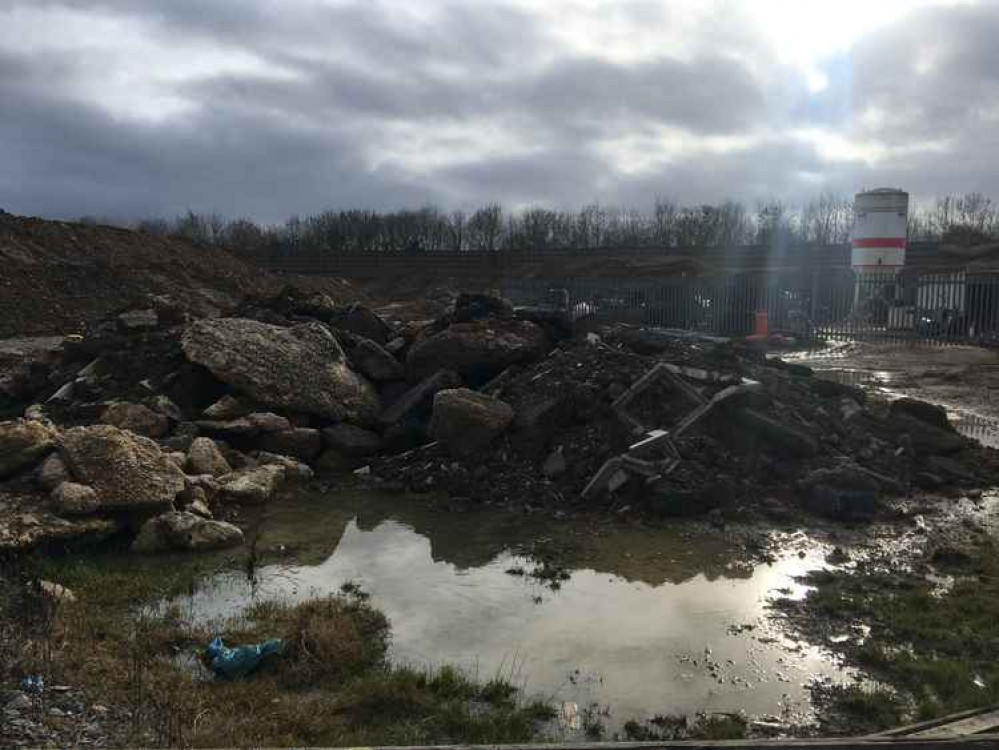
[503,270,999,346]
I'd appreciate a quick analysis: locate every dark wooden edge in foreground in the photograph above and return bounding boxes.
[174,739,999,750]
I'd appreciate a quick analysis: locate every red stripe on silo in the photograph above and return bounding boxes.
[851,238,906,248]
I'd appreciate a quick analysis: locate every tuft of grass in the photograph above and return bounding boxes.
[1,555,552,748]
[623,712,746,741]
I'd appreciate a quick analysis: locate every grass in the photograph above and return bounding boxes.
[1,551,554,747]
[778,540,999,732]
[623,712,748,741]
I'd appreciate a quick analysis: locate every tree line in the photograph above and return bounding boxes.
[80,192,999,258]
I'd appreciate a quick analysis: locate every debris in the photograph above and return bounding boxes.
[204,636,283,679]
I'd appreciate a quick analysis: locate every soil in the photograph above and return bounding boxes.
[0,213,365,338]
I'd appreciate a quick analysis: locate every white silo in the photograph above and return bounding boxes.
[851,188,909,271]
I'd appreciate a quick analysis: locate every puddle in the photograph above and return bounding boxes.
[163,491,850,733]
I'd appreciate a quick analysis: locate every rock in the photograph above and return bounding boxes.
[256,428,322,462]
[407,319,549,383]
[117,308,158,331]
[247,413,293,433]
[542,448,567,478]
[162,421,199,452]
[322,424,382,457]
[379,369,461,426]
[182,318,380,423]
[150,394,184,423]
[51,482,101,516]
[890,397,953,432]
[890,413,966,456]
[329,303,392,344]
[187,498,213,518]
[0,420,57,478]
[132,511,243,553]
[252,451,314,481]
[217,465,286,505]
[184,474,221,500]
[5,693,31,711]
[165,451,186,468]
[100,402,170,439]
[177,482,210,509]
[38,580,76,603]
[384,337,407,355]
[59,425,185,512]
[203,395,253,420]
[195,413,290,439]
[0,493,120,551]
[186,438,232,477]
[429,388,514,458]
[36,454,70,492]
[452,292,515,322]
[195,417,259,438]
[350,337,405,382]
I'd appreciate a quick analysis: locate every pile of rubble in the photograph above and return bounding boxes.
[0,290,564,553]
[374,322,999,520]
[2,287,997,556]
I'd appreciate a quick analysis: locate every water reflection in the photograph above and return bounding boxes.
[168,493,848,730]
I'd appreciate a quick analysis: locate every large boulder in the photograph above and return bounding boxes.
[59,425,185,512]
[186,438,232,477]
[429,388,514,458]
[100,402,170,439]
[350,338,405,382]
[0,493,119,551]
[132,511,244,553]
[322,424,382,457]
[407,319,549,383]
[0,420,57,478]
[217,465,286,505]
[256,428,322,462]
[182,318,380,424]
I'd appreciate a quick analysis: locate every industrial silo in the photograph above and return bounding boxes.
[851,188,909,327]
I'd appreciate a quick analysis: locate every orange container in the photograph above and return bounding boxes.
[754,310,769,337]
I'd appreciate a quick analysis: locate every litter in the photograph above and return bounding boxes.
[204,636,283,679]
[20,675,44,694]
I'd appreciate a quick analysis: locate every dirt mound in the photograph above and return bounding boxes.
[0,213,363,337]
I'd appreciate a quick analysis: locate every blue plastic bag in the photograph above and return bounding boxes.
[204,636,283,679]
[20,675,44,694]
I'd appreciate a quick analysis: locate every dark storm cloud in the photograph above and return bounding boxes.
[3,1,999,221]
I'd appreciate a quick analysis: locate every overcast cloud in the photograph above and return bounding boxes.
[1,0,996,222]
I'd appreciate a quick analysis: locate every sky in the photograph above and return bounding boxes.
[2,0,998,222]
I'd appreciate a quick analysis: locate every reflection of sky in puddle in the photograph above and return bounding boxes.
[167,515,852,729]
